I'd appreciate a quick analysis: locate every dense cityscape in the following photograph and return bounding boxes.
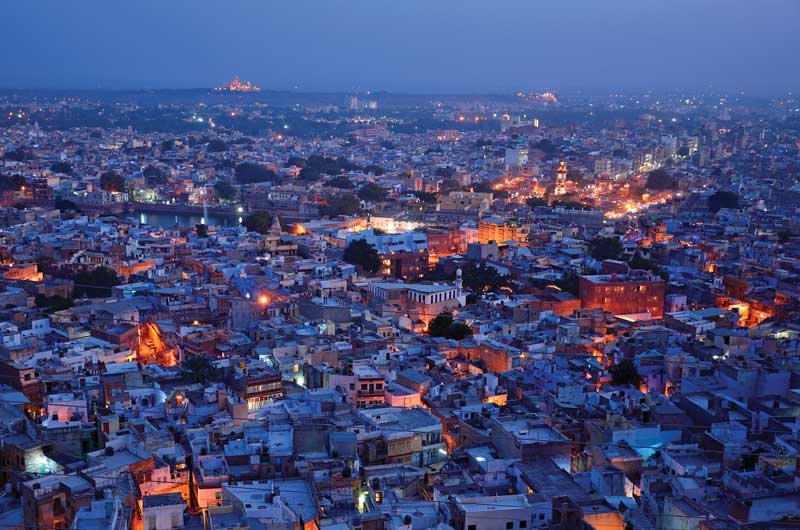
[1,82,799,530]
[2,3,800,529]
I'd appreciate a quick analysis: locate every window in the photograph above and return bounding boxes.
[171,512,180,528]
[506,523,514,529]
[468,525,477,530]
[146,516,156,530]
[520,521,528,528]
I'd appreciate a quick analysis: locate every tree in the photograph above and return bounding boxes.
[628,254,668,280]
[459,263,513,293]
[645,168,678,190]
[54,198,81,212]
[235,163,277,184]
[343,239,381,273]
[241,211,274,234]
[0,173,26,191]
[554,271,580,296]
[363,164,385,176]
[34,294,74,313]
[471,180,493,193]
[196,223,208,238]
[427,312,473,340]
[357,182,388,202]
[588,236,624,261]
[180,355,222,384]
[438,178,462,193]
[526,197,547,209]
[50,162,73,174]
[532,139,559,154]
[329,175,355,189]
[319,195,360,217]
[73,266,120,298]
[707,190,740,212]
[206,139,228,153]
[99,171,126,193]
[609,359,641,387]
[412,191,437,204]
[213,181,237,201]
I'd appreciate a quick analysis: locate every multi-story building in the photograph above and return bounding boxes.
[478,217,527,244]
[579,272,666,318]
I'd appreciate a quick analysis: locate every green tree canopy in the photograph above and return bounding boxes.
[241,210,274,234]
[213,181,238,201]
[99,171,126,193]
[34,294,74,314]
[329,175,355,189]
[50,161,73,174]
[343,239,381,273]
[73,266,121,298]
[235,163,277,184]
[609,359,641,387]
[588,236,624,261]
[180,355,222,384]
[428,312,473,340]
[206,139,228,153]
[645,168,678,190]
[526,197,547,208]
[0,173,25,192]
[357,182,388,202]
[708,190,740,212]
[319,194,360,217]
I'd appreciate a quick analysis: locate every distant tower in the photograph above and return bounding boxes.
[554,161,567,196]
[455,268,463,293]
[269,215,282,234]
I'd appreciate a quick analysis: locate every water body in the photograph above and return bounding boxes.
[132,210,241,228]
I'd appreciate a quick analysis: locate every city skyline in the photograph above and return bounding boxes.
[2,0,800,94]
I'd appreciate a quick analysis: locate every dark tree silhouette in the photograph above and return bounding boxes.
[707,190,740,212]
[241,211,274,234]
[357,183,388,202]
[73,266,120,298]
[180,356,222,384]
[99,171,126,193]
[610,359,641,387]
[235,163,277,184]
[428,312,473,340]
[213,181,237,201]
[329,175,355,189]
[645,168,678,190]
[343,239,381,273]
[50,162,73,174]
[589,236,624,261]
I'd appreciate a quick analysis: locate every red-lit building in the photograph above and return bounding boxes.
[579,273,665,319]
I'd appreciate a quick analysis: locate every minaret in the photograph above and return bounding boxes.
[554,161,567,196]
[455,268,463,293]
[269,215,282,234]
